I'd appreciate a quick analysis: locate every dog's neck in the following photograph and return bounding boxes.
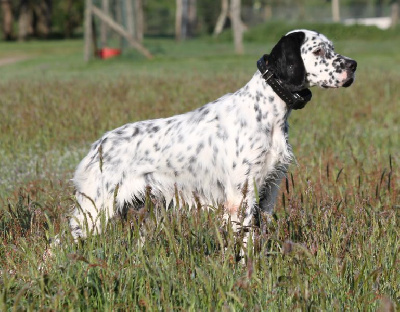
[239,72,292,123]
[249,71,291,106]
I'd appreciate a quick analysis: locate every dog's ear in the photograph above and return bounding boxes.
[268,31,306,90]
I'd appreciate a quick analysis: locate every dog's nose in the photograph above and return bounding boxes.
[346,60,357,71]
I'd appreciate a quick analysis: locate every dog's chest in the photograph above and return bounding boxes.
[247,78,290,152]
[227,82,292,181]
[268,118,290,166]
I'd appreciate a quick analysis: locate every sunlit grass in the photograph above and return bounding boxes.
[0,27,399,310]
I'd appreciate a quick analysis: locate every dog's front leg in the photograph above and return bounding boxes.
[258,165,288,229]
[224,189,255,260]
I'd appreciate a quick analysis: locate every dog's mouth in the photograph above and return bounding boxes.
[342,77,354,88]
[320,75,355,89]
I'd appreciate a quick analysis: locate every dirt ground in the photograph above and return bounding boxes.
[0,56,28,66]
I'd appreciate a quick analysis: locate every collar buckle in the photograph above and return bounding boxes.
[261,69,274,81]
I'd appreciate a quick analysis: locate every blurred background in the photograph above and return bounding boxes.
[0,0,399,55]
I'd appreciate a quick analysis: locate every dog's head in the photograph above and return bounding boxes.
[267,29,357,90]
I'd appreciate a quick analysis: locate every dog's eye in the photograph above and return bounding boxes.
[313,48,324,56]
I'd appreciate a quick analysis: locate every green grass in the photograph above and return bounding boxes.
[0,24,399,310]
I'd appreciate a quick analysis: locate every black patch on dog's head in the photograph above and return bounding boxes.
[268,32,306,91]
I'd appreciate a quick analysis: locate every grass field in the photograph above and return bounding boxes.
[0,23,399,310]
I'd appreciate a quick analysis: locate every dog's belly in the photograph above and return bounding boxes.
[113,132,290,209]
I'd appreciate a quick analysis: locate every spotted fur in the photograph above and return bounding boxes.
[70,29,357,239]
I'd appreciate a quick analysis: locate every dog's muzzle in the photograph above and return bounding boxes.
[343,59,357,88]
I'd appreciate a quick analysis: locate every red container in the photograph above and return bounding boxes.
[97,47,121,59]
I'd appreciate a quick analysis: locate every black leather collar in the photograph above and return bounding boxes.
[257,54,312,110]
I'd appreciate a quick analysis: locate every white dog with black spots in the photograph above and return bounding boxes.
[69,29,357,242]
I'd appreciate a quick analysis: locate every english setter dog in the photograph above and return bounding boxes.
[70,29,356,240]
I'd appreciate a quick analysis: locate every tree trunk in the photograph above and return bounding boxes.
[391,2,399,29]
[134,0,144,42]
[332,0,340,22]
[84,0,93,61]
[230,0,244,54]
[187,0,196,37]
[100,0,109,47]
[1,0,14,40]
[176,0,195,40]
[32,0,52,38]
[263,5,272,20]
[126,0,135,37]
[213,0,229,36]
[175,0,183,41]
[91,5,152,59]
[115,0,123,48]
[18,0,32,41]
